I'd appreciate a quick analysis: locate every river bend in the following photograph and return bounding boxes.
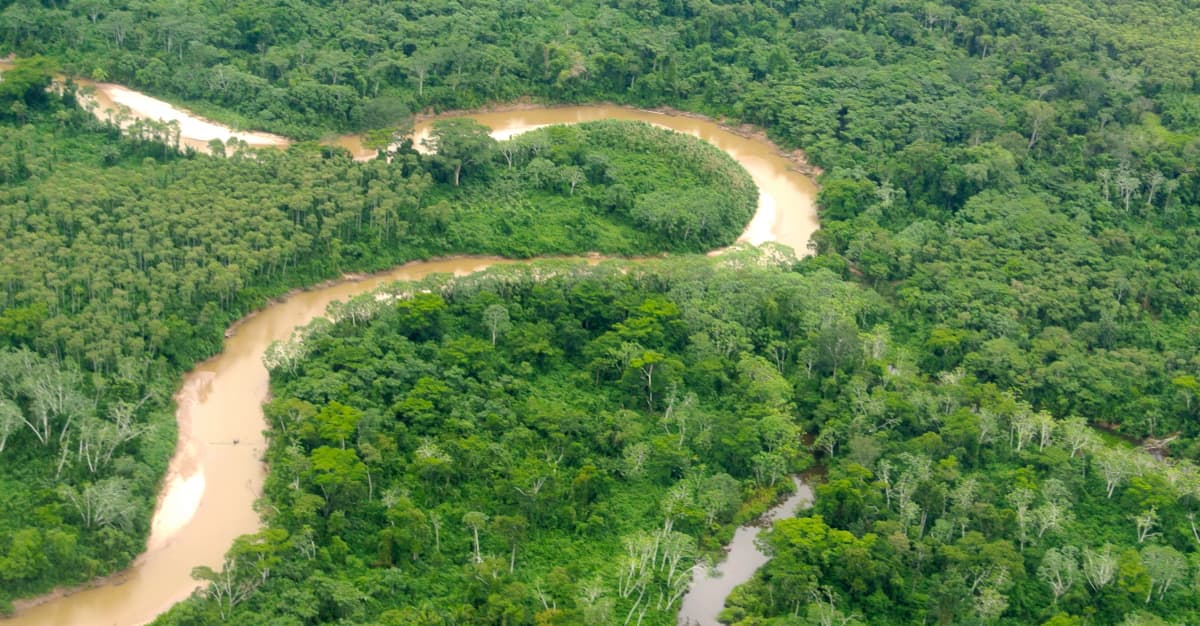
[0,66,819,626]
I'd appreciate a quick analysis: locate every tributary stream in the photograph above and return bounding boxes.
[0,64,819,626]
[677,477,814,626]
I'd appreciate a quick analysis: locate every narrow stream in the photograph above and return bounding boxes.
[0,63,821,626]
[677,477,814,626]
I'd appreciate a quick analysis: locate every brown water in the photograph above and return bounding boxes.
[5,259,514,626]
[354,107,819,249]
[0,61,817,252]
[0,65,820,625]
[0,60,290,152]
[79,83,290,151]
[677,477,814,626]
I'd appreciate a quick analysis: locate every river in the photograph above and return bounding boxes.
[677,477,814,626]
[0,64,819,626]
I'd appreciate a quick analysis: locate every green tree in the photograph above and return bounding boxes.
[423,118,496,186]
[482,304,511,346]
[463,511,489,564]
[304,447,368,512]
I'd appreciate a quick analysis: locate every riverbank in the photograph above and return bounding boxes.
[171,257,844,624]
[677,471,819,626]
[400,100,823,178]
[2,58,824,181]
[1,90,820,624]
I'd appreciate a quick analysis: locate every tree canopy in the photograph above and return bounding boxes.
[0,98,752,609]
[4,0,1200,622]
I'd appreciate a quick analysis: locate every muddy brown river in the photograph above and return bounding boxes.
[0,64,819,625]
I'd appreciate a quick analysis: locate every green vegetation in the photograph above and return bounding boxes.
[164,259,1200,626]
[160,253,847,625]
[4,0,1200,623]
[722,376,1200,625]
[6,0,1199,435]
[0,66,752,608]
[421,119,756,255]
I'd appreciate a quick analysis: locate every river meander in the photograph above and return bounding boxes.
[0,64,819,626]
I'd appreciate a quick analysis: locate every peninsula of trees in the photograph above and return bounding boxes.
[0,81,753,609]
[3,0,1200,623]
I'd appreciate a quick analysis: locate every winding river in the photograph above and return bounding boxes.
[1,64,819,626]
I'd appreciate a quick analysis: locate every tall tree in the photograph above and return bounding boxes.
[422,118,495,186]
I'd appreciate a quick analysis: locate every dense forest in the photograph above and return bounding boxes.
[0,71,753,609]
[157,255,1200,626]
[3,0,1200,623]
[161,253,853,625]
[5,0,1198,437]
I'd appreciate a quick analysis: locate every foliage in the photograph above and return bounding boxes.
[159,253,863,624]
[0,96,751,604]
[5,0,1200,622]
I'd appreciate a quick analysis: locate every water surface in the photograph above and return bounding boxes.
[677,477,814,626]
[0,65,820,625]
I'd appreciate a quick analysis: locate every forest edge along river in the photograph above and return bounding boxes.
[678,476,815,626]
[0,62,820,626]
